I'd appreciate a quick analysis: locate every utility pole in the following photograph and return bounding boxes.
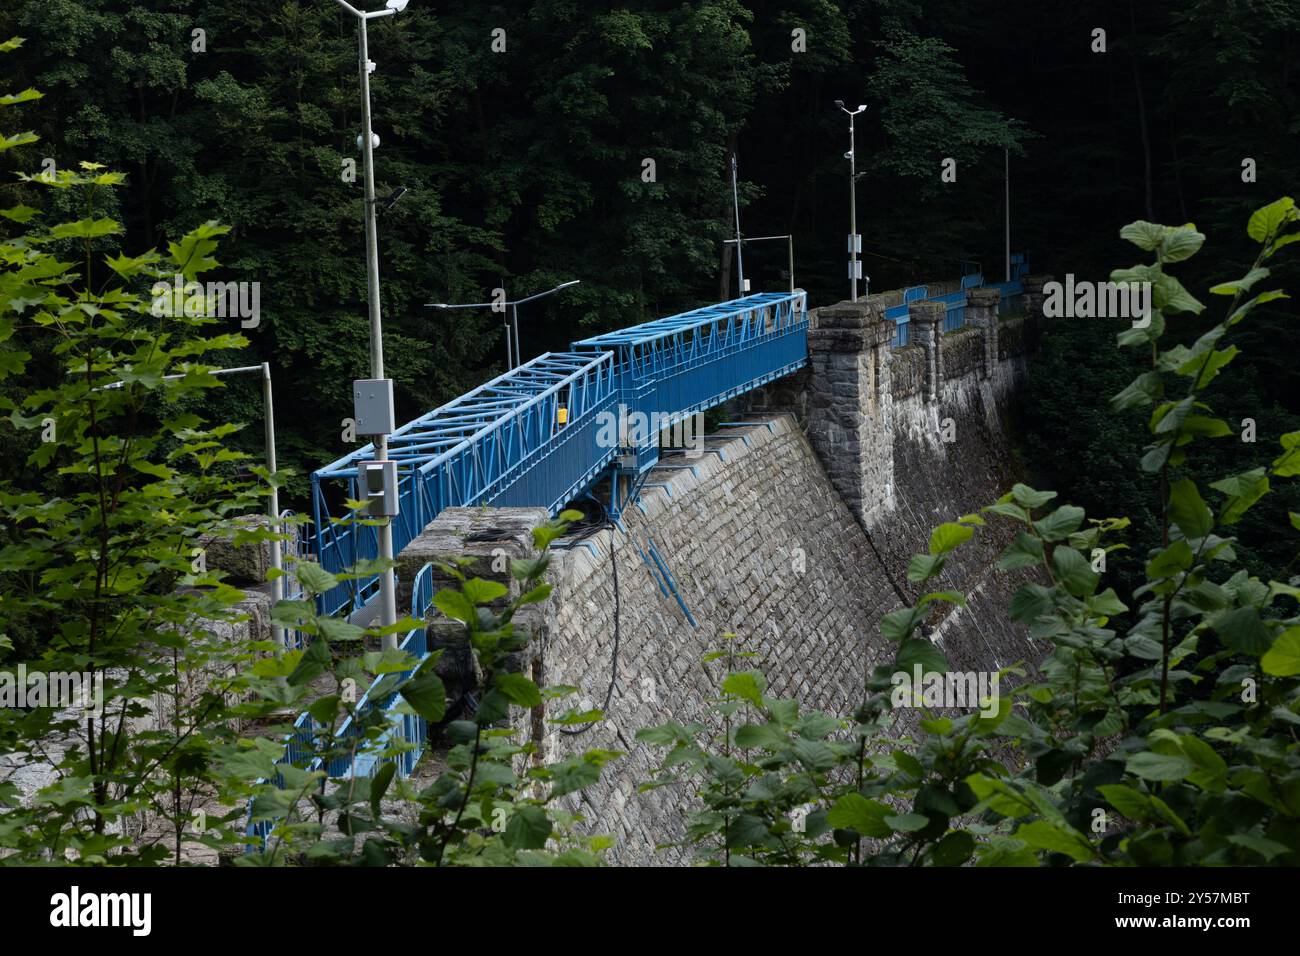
[836,101,867,302]
[1005,147,1012,283]
[330,0,410,646]
[730,152,745,297]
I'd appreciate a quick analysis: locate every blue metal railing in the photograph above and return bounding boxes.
[244,562,436,852]
[312,352,618,617]
[888,256,1029,347]
[572,291,809,472]
[311,291,808,617]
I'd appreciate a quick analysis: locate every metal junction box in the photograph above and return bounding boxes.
[353,378,396,436]
[362,459,399,517]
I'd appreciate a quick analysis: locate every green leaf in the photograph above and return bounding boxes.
[884,813,930,833]
[1153,273,1205,315]
[400,670,447,722]
[1209,267,1270,295]
[721,671,766,707]
[907,553,945,582]
[1011,484,1056,509]
[881,607,924,643]
[433,588,476,624]
[1227,832,1290,861]
[0,204,38,223]
[295,561,339,596]
[1119,220,1165,251]
[1098,784,1152,821]
[826,793,892,837]
[929,522,973,554]
[49,217,122,239]
[495,671,542,708]
[1261,627,1300,677]
[462,578,508,605]
[1146,540,1193,578]
[1168,478,1213,539]
[1013,820,1093,862]
[896,638,947,676]
[734,722,787,750]
[1247,197,1295,244]
[1209,468,1270,525]
[288,636,332,687]
[1125,751,1193,782]
[1032,505,1086,542]
[503,805,551,850]
[1179,735,1227,793]
[1211,606,1273,656]
[0,87,40,107]
[928,831,975,866]
[1052,547,1099,598]
[370,762,396,816]
[1159,224,1205,263]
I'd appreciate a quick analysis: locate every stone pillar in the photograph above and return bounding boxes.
[1022,274,1051,318]
[965,287,1001,380]
[397,507,552,727]
[908,300,945,403]
[805,298,895,524]
[1021,274,1053,351]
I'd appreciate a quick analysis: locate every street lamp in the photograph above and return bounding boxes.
[328,0,410,645]
[835,100,867,302]
[102,364,287,647]
[425,280,581,369]
[1004,147,1011,283]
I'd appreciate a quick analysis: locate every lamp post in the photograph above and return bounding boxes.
[835,100,867,302]
[1004,147,1011,283]
[329,0,409,645]
[730,152,745,297]
[102,364,287,647]
[425,280,581,370]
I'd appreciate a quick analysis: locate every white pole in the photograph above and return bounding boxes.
[849,111,858,303]
[1005,148,1011,283]
[358,15,398,646]
[261,363,286,648]
[731,152,745,297]
[511,302,521,368]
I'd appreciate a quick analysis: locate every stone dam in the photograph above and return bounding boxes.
[396,281,1052,864]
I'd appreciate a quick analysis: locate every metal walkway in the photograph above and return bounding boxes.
[309,290,810,618]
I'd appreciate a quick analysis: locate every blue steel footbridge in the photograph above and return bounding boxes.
[246,259,1028,848]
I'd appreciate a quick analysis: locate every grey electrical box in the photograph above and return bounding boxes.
[353,378,395,436]
[362,460,399,517]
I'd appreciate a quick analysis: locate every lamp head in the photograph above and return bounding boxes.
[834,99,845,110]
[386,0,409,11]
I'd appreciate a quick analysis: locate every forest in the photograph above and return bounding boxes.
[1,0,1300,888]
